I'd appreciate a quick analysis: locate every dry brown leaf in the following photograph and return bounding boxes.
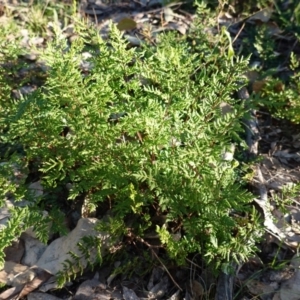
[274,81,284,93]
[245,70,260,83]
[19,267,52,299]
[0,266,52,299]
[0,285,23,300]
[191,279,204,298]
[252,80,266,93]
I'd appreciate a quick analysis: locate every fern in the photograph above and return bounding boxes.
[0,4,263,286]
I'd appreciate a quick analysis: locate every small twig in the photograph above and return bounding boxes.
[238,87,260,157]
[256,166,268,202]
[232,22,245,45]
[185,257,202,270]
[138,2,185,16]
[133,234,183,291]
[92,7,99,26]
[150,246,182,291]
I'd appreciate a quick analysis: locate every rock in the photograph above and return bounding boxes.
[36,218,112,275]
[21,233,47,266]
[27,292,64,300]
[4,239,25,264]
[28,181,44,199]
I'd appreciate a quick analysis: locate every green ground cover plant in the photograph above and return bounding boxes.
[215,0,300,124]
[0,2,264,286]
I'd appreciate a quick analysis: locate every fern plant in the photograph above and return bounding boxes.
[252,52,300,123]
[0,5,262,284]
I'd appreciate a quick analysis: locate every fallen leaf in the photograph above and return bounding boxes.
[164,7,174,23]
[0,285,23,299]
[16,267,52,299]
[274,81,284,93]
[0,262,29,286]
[191,280,204,298]
[245,70,260,83]
[123,286,139,300]
[249,8,273,23]
[168,23,187,35]
[125,35,142,46]
[0,266,52,299]
[266,21,282,35]
[74,279,108,300]
[252,80,266,93]
[117,18,137,31]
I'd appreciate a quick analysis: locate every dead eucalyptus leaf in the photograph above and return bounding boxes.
[164,7,174,23]
[125,35,142,46]
[274,81,284,93]
[252,80,266,93]
[123,286,140,300]
[0,262,29,285]
[266,21,282,35]
[0,285,23,299]
[245,70,260,83]
[0,266,52,299]
[191,280,204,298]
[117,18,137,31]
[16,267,52,299]
[249,8,273,23]
[168,23,187,35]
